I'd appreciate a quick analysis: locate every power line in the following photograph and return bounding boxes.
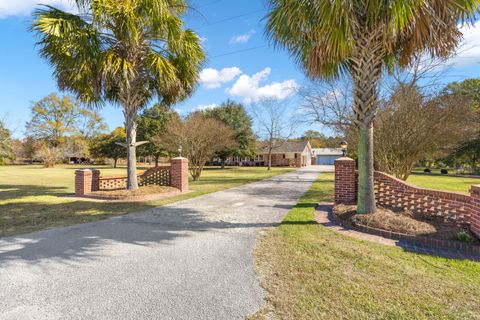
[196,0,224,8]
[211,45,268,58]
[198,9,265,29]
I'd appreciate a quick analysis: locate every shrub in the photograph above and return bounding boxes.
[36,144,64,168]
[440,169,448,174]
[423,168,431,173]
[456,230,473,243]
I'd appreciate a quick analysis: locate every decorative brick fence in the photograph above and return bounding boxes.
[75,157,189,196]
[334,157,480,237]
[98,165,171,190]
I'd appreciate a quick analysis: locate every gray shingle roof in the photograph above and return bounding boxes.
[258,140,309,154]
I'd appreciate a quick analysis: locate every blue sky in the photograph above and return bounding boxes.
[1,0,480,138]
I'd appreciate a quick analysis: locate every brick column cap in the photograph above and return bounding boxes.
[335,157,355,162]
[75,168,100,175]
[76,169,93,175]
[172,157,187,161]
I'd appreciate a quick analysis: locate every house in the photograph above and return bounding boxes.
[221,141,313,168]
[312,148,343,165]
[258,141,313,167]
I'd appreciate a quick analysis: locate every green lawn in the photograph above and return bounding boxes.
[407,173,480,193]
[249,173,480,320]
[0,164,293,237]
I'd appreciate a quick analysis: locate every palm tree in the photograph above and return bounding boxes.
[265,0,478,213]
[32,0,205,189]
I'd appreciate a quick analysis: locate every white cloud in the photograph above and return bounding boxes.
[448,21,480,67]
[194,104,219,111]
[199,67,242,89]
[226,67,299,103]
[229,30,255,45]
[0,0,75,18]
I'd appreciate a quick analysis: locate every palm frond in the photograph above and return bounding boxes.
[265,0,479,77]
[31,0,206,111]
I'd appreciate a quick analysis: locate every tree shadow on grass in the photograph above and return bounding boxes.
[0,202,281,267]
[0,184,70,200]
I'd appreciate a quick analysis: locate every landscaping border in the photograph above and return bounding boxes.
[77,188,185,202]
[328,205,480,254]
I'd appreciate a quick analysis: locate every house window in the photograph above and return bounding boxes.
[283,154,286,159]
[294,153,298,159]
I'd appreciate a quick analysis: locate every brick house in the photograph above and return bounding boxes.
[222,141,313,168]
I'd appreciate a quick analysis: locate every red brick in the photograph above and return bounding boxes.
[171,157,189,192]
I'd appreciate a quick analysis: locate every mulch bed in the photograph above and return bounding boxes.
[333,204,479,244]
[82,185,182,202]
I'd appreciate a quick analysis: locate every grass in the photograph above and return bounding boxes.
[249,173,480,320]
[0,164,294,237]
[407,173,480,193]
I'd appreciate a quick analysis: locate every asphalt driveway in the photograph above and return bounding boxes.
[0,166,320,320]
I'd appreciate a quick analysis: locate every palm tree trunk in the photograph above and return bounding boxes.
[124,110,139,190]
[350,31,384,214]
[357,123,375,214]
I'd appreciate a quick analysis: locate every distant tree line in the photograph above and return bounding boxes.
[302,72,480,179]
[5,92,351,182]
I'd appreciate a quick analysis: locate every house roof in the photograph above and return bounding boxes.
[258,140,310,154]
[312,148,343,156]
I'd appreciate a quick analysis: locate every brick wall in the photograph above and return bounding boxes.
[334,157,480,237]
[374,171,471,226]
[75,159,189,195]
[471,186,480,236]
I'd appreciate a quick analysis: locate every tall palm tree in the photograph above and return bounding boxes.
[32,0,205,189]
[265,0,478,213]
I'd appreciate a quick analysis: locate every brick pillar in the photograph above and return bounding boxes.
[470,185,480,237]
[334,157,356,204]
[75,169,100,196]
[91,169,100,192]
[171,157,189,192]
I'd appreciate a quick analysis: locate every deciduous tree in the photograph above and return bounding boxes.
[155,113,236,181]
[0,119,12,165]
[89,127,127,168]
[21,137,40,164]
[137,104,179,166]
[250,99,298,170]
[204,100,256,168]
[26,94,79,147]
[372,85,475,180]
[77,109,108,140]
[36,142,63,168]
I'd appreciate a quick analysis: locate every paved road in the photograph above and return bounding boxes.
[0,167,320,320]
